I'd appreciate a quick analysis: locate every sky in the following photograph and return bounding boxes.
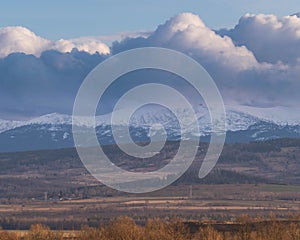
[0,0,299,40]
[0,1,300,119]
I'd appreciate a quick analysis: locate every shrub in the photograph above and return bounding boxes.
[24,224,63,240]
[145,218,189,240]
[77,225,107,240]
[0,231,18,240]
[192,225,222,240]
[104,216,144,240]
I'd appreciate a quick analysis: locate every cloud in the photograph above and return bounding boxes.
[221,13,300,64]
[112,13,258,71]
[1,12,300,118]
[111,12,300,108]
[0,27,51,58]
[291,12,300,18]
[53,38,110,55]
[0,26,110,58]
[0,50,107,118]
[92,31,152,44]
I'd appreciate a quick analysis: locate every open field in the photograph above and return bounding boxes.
[1,184,300,230]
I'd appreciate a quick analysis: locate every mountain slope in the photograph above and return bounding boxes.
[0,105,300,152]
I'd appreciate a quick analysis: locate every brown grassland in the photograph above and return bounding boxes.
[1,215,300,240]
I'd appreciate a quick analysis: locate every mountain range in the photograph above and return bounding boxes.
[0,105,300,152]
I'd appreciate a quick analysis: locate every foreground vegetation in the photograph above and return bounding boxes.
[1,215,300,240]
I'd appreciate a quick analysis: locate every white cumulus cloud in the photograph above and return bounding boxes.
[112,13,259,72]
[224,13,300,64]
[0,26,110,58]
[52,38,110,55]
[153,13,258,71]
[0,26,51,58]
[112,12,300,107]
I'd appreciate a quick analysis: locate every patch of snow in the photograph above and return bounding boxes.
[63,132,69,140]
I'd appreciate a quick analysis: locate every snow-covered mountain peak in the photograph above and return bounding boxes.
[0,113,72,134]
[0,105,300,135]
[28,113,72,125]
[1,105,300,152]
[228,105,300,126]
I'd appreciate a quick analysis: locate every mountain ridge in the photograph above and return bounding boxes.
[1,105,300,152]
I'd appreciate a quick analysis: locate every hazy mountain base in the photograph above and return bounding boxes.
[1,138,300,199]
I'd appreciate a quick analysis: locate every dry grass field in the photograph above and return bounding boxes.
[1,215,300,240]
[1,184,300,230]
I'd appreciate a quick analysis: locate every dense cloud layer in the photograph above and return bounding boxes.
[1,13,300,118]
[0,50,106,118]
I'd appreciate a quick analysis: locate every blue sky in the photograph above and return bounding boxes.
[0,0,299,39]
